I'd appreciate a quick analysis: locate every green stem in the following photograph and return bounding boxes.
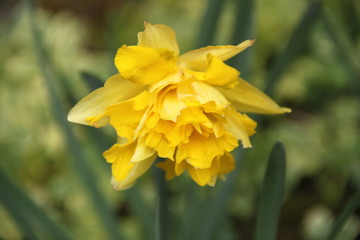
[197,148,245,240]
[154,164,170,240]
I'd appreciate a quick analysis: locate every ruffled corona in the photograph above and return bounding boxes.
[68,22,291,190]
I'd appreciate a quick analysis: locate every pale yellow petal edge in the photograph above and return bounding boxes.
[67,74,145,126]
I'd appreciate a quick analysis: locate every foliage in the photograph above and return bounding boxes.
[0,0,359,239]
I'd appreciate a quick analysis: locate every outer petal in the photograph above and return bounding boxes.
[178,40,255,71]
[187,166,212,186]
[115,45,177,85]
[217,78,292,114]
[138,22,180,56]
[131,137,156,162]
[110,156,156,190]
[104,142,156,190]
[156,159,176,180]
[67,74,145,126]
[203,54,239,86]
[223,108,257,148]
[217,152,235,175]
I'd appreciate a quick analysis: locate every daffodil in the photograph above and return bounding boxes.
[68,22,290,190]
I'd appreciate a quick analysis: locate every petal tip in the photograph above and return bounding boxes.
[281,107,292,113]
[67,111,73,122]
[67,107,84,125]
[143,21,152,27]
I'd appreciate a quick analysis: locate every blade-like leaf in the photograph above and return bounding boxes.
[228,0,254,78]
[197,0,227,48]
[81,71,105,91]
[264,2,322,96]
[326,188,360,240]
[322,9,360,95]
[0,3,26,40]
[25,1,123,239]
[255,142,286,240]
[0,169,71,240]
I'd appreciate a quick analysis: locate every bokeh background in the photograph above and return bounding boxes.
[0,0,359,239]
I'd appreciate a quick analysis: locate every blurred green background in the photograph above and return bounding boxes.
[0,0,359,239]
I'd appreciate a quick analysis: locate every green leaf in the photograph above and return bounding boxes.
[264,2,322,96]
[322,9,360,95]
[0,3,26,40]
[81,71,105,91]
[0,169,71,240]
[255,142,286,240]
[25,1,124,239]
[326,188,360,240]
[197,0,227,47]
[228,0,255,78]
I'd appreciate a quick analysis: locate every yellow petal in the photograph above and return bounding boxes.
[155,138,176,160]
[217,133,239,153]
[138,22,180,56]
[115,45,177,85]
[178,40,255,71]
[217,152,235,175]
[104,142,136,178]
[150,120,187,148]
[177,107,211,128]
[203,54,239,86]
[104,142,156,190]
[149,72,182,93]
[187,166,212,186]
[106,91,149,138]
[218,78,292,114]
[131,137,156,162]
[67,74,145,126]
[174,160,187,176]
[144,131,162,147]
[176,133,224,169]
[191,81,229,111]
[223,108,257,148]
[111,155,156,190]
[156,159,176,180]
[187,152,235,186]
[158,88,186,121]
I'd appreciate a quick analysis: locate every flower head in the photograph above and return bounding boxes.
[68,22,290,190]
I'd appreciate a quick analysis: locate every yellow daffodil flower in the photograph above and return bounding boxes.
[68,22,291,190]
